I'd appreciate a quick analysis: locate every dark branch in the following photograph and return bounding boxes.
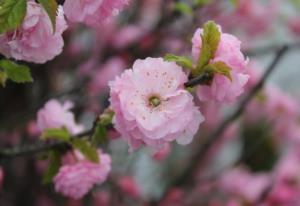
[0,129,93,158]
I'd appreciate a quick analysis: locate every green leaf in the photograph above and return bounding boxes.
[0,0,27,34]
[72,139,99,163]
[0,59,33,84]
[290,0,300,10]
[0,70,7,87]
[41,127,71,142]
[173,2,193,15]
[37,0,58,32]
[229,0,238,7]
[92,123,107,146]
[42,151,61,184]
[164,54,194,70]
[204,61,232,81]
[193,0,212,6]
[195,21,221,75]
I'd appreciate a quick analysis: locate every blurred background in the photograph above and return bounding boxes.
[1,0,300,205]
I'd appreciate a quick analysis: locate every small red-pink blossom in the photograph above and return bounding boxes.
[118,176,141,198]
[37,99,84,135]
[191,25,249,103]
[288,17,300,36]
[53,151,111,199]
[151,143,171,161]
[0,2,67,63]
[63,0,130,27]
[109,57,204,149]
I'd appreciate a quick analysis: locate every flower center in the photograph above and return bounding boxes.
[148,96,161,107]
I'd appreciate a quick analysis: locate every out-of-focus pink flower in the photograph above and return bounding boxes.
[288,17,300,36]
[245,85,300,141]
[200,102,220,130]
[0,167,4,188]
[88,57,125,96]
[151,143,171,161]
[219,167,271,203]
[118,176,141,198]
[54,150,111,199]
[93,191,111,206]
[214,0,277,38]
[37,99,84,135]
[244,61,262,91]
[0,2,67,63]
[63,0,130,27]
[159,188,184,206]
[35,195,55,206]
[65,199,83,206]
[109,57,204,150]
[112,25,146,49]
[26,121,41,138]
[192,25,248,103]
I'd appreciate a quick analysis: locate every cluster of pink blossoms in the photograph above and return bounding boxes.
[109,23,249,149]
[191,26,249,103]
[109,57,204,149]
[0,1,67,64]
[63,0,130,27]
[54,150,111,199]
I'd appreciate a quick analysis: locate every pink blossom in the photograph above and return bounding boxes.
[233,0,277,36]
[159,188,184,206]
[109,57,204,149]
[191,25,249,103]
[37,99,84,135]
[219,167,271,203]
[0,167,4,188]
[93,191,111,206]
[112,25,146,49]
[53,150,111,199]
[88,57,125,96]
[26,121,41,138]
[63,0,130,27]
[244,61,262,91]
[118,176,141,198]
[0,2,67,63]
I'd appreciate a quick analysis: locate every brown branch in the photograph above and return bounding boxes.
[0,130,93,159]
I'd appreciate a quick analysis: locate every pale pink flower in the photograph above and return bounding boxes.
[109,57,204,149]
[37,99,84,135]
[88,57,125,96]
[63,0,130,27]
[0,2,67,63]
[191,26,249,103]
[219,167,271,203]
[54,150,111,199]
[118,176,141,198]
